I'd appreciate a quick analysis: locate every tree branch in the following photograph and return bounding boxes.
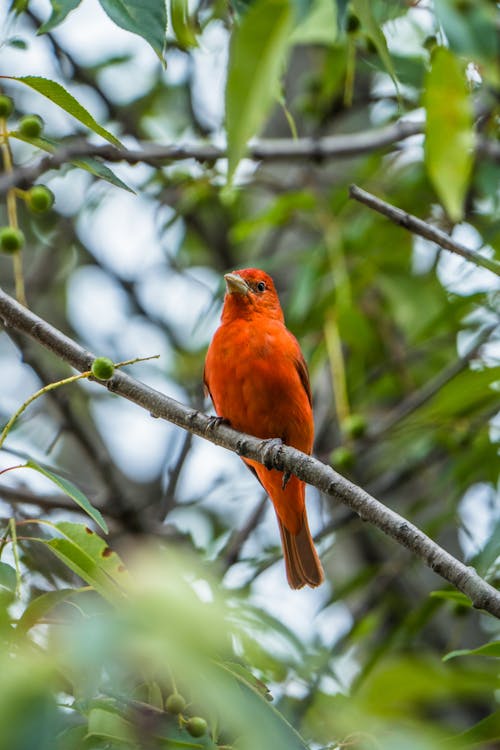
[349,184,500,277]
[0,287,499,617]
[0,119,423,195]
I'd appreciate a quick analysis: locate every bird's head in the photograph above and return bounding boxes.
[222,268,284,322]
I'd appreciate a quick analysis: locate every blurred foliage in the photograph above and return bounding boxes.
[0,0,499,749]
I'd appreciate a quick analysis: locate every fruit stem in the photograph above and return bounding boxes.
[0,371,91,451]
[0,116,26,306]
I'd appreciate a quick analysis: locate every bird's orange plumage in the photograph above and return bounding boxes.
[204,268,324,589]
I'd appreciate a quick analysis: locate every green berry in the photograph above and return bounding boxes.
[0,226,24,254]
[0,95,14,119]
[12,0,29,11]
[423,35,438,52]
[186,717,207,738]
[342,414,367,440]
[19,114,44,139]
[26,185,54,213]
[166,693,187,714]
[331,446,354,469]
[346,13,360,33]
[91,357,115,381]
[365,36,377,54]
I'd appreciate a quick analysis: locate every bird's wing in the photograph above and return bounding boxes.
[202,364,212,400]
[294,350,312,407]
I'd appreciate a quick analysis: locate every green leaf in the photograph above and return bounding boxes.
[0,561,17,592]
[351,0,399,92]
[42,522,130,601]
[455,709,500,746]
[16,587,86,634]
[217,661,310,750]
[429,589,472,607]
[289,0,337,46]
[6,37,28,49]
[38,0,81,33]
[423,46,474,222]
[336,0,350,31]
[473,518,500,577]
[87,707,135,744]
[10,132,133,192]
[444,642,500,661]
[171,0,198,49]
[55,522,131,589]
[3,76,122,147]
[222,661,273,701]
[230,190,316,242]
[25,460,108,533]
[98,0,167,61]
[225,0,293,181]
[72,157,135,193]
[435,0,499,70]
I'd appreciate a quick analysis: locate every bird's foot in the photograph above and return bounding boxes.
[206,415,229,432]
[261,437,284,471]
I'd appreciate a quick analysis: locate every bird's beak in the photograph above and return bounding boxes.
[224,272,249,296]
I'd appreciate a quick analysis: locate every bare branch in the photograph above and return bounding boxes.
[0,119,423,195]
[0,287,499,617]
[349,184,500,277]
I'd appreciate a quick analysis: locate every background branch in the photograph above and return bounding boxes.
[0,119,423,195]
[349,184,500,277]
[0,286,498,617]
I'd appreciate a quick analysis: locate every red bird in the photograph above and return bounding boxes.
[204,268,324,589]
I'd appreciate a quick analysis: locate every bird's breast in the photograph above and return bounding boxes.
[205,318,313,453]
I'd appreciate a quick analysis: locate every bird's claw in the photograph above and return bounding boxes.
[281,470,291,490]
[261,438,283,470]
[206,415,229,432]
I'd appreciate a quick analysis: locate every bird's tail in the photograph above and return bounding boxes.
[277,512,324,589]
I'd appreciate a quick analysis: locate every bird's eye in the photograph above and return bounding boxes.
[256,281,266,292]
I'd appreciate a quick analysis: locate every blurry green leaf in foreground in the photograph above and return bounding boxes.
[423,46,474,222]
[16,587,87,635]
[99,0,168,61]
[225,0,293,180]
[47,546,311,750]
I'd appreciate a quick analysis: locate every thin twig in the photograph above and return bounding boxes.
[159,430,193,520]
[349,184,500,277]
[223,494,269,570]
[0,288,499,617]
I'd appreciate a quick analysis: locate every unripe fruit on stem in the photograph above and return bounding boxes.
[186,717,207,738]
[0,226,25,254]
[91,357,115,381]
[331,446,354,469]
[346,13,360,33]
[0,95,14,118]
[19,114,44,138]
[165,693,187,714]
[26,185,55,213]
[342,413,367,439]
